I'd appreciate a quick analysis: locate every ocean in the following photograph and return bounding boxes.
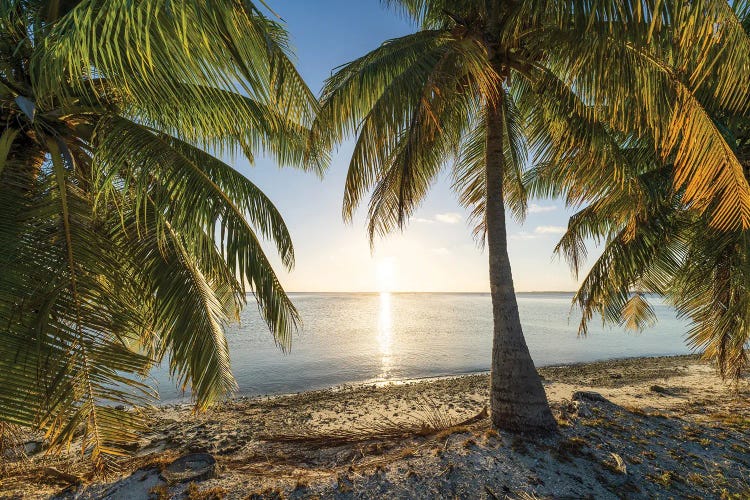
[152,292,692,402]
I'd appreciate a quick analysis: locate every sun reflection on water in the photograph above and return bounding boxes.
[377,292,393,379]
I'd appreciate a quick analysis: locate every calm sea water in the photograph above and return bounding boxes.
[152,292,692,402]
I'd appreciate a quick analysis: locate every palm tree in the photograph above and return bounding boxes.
[313,0,750,432]
[0,0,321,467]
[527,4,750,380]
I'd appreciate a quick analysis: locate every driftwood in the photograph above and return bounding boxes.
[259,405,489,448]
[37,467,82,486]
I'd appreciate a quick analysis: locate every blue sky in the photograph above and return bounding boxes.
[236,0,592,292]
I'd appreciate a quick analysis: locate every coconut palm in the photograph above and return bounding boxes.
[313,0,750,432]
[528,4,750,380]
[0,0,321,468]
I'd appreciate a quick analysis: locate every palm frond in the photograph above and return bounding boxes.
[0,0,315,469]
[34,0,320,168]
[0,140,155,469]
[545,0,750,229]
[453,88,528,243]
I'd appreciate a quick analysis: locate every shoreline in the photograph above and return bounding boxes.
[158,352,696,407]
[3,353,747,499]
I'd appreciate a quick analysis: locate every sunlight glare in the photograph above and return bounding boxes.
[376,257,396,293]
[377,292,393,379]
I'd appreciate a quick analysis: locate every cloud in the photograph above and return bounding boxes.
[534,225,566,235]
[413,212,462,225]
[510,226,566,240]
[430,247,451,256]
[510,232,540,241]
[528,203,557,214]
[434,212,462,224]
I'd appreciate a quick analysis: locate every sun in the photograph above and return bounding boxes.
[376,257,396,293]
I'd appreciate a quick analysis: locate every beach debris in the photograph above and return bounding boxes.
[161,452,216,484]
[569,392,609,418]
[606,452,628,475]
[571,391,607,403]
[120,441,140,452]
[649,385,674,396]
[35,467,83,487]
[23,440,44,455]
[258,404,488,448]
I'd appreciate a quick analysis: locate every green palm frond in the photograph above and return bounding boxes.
[545,0,750,230]
[0,0,318,470]
[620,293,657,332]
[453,88,528,243]
[675,235,750,380]
[551,162,750,377]
[313,28,495,227]
[126,206,238,409]
[0,142,154,468]
[362,51,484,243]
[35,1,317,127]
[571,201,685,334]
[534,2,750,378]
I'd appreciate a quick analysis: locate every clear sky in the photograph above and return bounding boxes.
[239,1,595,293]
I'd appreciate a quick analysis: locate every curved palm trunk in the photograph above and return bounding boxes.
[485,96,557,433]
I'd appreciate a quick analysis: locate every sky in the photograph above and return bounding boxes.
[235,0,596,293]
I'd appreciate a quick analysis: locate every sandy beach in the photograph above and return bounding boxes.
[2,354,748,499]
